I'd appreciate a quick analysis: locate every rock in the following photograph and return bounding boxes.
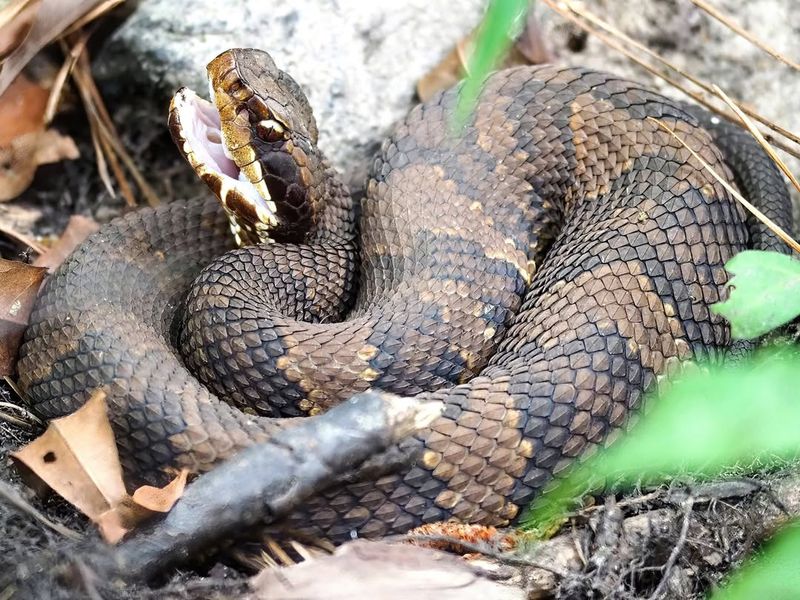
[96,0,485,188]
[97,0,799,214]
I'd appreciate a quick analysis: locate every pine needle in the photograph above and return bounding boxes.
[541,0,800,161]
[689,0,800,72]
[66,36,160,207]
[648,117,800,254]
[711,84,800,196]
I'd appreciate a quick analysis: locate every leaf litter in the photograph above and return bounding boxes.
[12,389,188,544]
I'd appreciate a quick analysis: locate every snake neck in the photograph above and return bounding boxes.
[304,150,358,246]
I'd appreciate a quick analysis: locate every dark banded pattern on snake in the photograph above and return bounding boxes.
[17,54,792,541]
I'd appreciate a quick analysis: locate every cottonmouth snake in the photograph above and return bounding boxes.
[17,49,792,541]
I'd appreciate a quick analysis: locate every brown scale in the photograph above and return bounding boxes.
[17,50,792,542]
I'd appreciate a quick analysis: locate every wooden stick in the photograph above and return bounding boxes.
[76,392,442,583]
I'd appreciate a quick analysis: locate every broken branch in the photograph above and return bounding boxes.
[79,392,442,583]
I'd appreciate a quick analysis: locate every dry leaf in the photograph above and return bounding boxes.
[0,0,120,95]
[0,128,79,200]
[33,214,99,271]
[0,73,79,201]
[251,540,525,599]
[12,390,188,543]
[0,257,45,375]
[416,11,553,102]
[512,10,554,65]
[407,522,518,554]
[0,71,48,144]
[96,469,189,543]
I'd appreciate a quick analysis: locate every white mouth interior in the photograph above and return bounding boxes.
[174,88,270,215]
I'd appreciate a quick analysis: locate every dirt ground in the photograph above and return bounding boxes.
[1,1,799,598]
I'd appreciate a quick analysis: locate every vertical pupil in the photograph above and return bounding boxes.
[257,120,283,142]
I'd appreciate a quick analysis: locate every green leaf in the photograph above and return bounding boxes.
[712,523,800,599]
[453,0,530,128]
[523,350,800,531]
[712,250,800,339]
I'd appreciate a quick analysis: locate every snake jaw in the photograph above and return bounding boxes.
[168,87,278,246]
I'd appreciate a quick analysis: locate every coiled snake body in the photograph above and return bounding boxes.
[18,49,792,541]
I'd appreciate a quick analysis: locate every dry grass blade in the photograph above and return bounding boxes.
[689,0,800,72]
[0,480,82,540]
[44,33,89,124]
[542,0,800,160]
[0,0,116,94]
[65,39,159,207]
[0,0,39,27]
[87,112,115,197]
[70,43,133,205]
[288,540,317,562]
[0,400,43,427]
[0,222,45,254]
[264,535,296,566]
[711,84,800,196]
[60,0,123,38]
[0,0,41,60]
[648,117,800,254]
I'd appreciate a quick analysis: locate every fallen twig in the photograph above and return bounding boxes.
[71,391,442,583]
[0,400,42,429]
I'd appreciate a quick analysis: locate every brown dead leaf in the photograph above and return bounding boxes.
[0,202,46,254]
[0,257,45,375]
[252,540,525,599]
[96,469,189,543]
[416,11,554,102]
[12,390,188,543]
[33,214,99,271]
[0,71,47,144]
[12,390,127,513]
[0,128,79,200]
[0,73,79,201]
[0,0,122,95]
[416,38,470,104]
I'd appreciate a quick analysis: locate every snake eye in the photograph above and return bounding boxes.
[256,119,285,142]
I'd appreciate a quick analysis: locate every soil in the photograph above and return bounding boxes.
[1,2,798,598]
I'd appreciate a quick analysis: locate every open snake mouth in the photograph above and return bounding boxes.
[168,87,276,244]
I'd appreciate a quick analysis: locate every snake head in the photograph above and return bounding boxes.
[168,48,320,245]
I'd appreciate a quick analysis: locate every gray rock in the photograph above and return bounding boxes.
[98,0,798,212]
[96,0,485,187]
